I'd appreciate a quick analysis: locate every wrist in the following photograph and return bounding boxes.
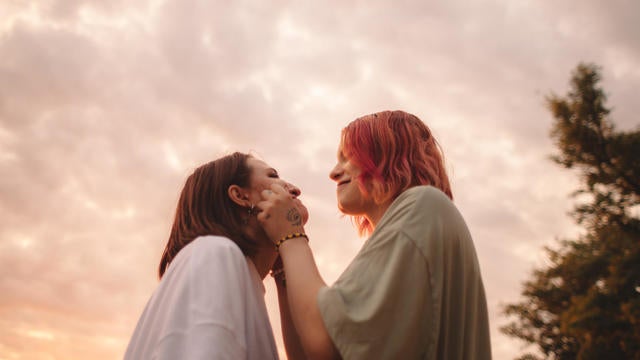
[275,232,308,252]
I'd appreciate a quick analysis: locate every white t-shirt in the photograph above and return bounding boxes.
[124,235,279,360]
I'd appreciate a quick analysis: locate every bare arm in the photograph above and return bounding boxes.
[279,239,340,360]
[258,185,341,360]
[273,261,306,360]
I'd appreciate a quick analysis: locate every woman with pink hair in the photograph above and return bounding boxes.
[259,110,491,359]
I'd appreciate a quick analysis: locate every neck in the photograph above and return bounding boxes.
[365,199,393,230]
[249,245,278,279]
[243,222,278,279]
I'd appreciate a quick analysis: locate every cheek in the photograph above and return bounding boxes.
[345,162,362,177]
[255,182,269,192]
[254,178,275,191]
[250,179,279,200]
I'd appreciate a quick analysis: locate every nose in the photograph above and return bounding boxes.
[285,182,301,197]
[329,163,343,182]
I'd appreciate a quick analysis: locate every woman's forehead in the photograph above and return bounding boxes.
[247,157,273,171]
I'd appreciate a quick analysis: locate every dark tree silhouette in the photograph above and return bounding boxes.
[501,63,640,360]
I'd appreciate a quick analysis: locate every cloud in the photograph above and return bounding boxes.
[1,0,638,359]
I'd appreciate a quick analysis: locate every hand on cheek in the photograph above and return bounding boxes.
[257,184,308,243]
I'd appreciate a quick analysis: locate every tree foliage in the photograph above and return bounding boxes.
[501,63,640,360]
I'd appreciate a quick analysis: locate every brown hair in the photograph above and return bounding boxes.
[158,152,257,278]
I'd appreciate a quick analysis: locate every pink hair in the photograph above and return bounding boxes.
[341,110,452,235]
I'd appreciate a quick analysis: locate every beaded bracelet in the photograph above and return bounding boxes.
[275,232,308,251]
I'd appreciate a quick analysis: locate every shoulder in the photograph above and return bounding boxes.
[374,186,470,252]
[404,186,466,229]
[189,235,244,256]
[381,186,457,227]
[168,235,247,276]
[189,235,246,264]
[400,185,453,209]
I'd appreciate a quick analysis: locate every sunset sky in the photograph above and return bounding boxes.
[1,0,639,359]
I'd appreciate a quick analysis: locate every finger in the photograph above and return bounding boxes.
[261,188,274,199]
[269,183,287,195]
[256,209,270,222]
[255,200,268,213]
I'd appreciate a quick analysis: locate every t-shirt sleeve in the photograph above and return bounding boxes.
[153,238,251,360]
[317,231,434,359]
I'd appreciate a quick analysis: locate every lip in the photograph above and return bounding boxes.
[337,180,351,186]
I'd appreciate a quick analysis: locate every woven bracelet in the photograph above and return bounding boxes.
[275,232,308,251]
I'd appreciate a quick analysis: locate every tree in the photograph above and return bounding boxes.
[501,63,640,360]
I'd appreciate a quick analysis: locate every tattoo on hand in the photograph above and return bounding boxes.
[286,208,302,226]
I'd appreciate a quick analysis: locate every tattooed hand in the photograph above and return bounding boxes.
[287,208,303,226]
[256,183,309,244]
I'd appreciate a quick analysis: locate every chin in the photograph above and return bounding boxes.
[337,203,354,215]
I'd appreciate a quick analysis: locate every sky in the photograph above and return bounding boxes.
[0,0,639,359]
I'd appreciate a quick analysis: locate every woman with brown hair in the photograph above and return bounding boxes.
[124,152,306,360]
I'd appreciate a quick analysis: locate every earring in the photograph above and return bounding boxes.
[243,204,255,225]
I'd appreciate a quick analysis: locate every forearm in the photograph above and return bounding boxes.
[276,279,306,360]
[279,238,340,360]
[255,184,339,358]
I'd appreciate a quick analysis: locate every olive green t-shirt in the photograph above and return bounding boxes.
[317,186,491,359]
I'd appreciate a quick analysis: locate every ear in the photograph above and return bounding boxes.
[228,184,251,207]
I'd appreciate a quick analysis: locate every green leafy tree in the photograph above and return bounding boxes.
[501,63,640,360]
